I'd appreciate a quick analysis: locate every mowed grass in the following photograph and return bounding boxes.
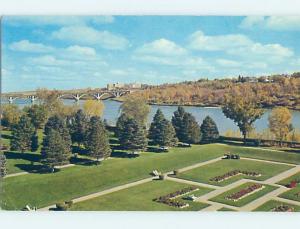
[277,172,300,202]
[2,144,224,210]
[220,144,300,165]
[254,200,300,212]
[210,182,278,207]
[70,180,212,211]
[176,159,292,186]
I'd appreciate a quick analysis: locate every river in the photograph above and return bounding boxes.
[3,98,300,134]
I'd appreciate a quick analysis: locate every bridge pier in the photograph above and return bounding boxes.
[28,95,37,103]
[8,96,17,104]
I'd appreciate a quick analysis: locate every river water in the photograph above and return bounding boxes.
[3,98,300,134]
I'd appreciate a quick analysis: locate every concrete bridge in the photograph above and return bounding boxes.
[2,90,131,104]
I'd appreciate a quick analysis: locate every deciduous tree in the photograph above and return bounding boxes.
[83,100,105,117]
[269,107,293,145]
[1,104,21,129]
[0,155,7,178]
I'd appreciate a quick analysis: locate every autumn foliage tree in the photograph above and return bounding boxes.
[222,88,264,143]
[269,107,293,145]
[83,100,105,117]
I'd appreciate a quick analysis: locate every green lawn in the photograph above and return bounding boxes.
[176,159,292,186]
[219,144,300,164]
[254,200,300,212]
[70,180,212,211]
[2,144,224,210]
[210,182,278,207]
[277,172,300,203]
[217,207,236,211]
[3,142,300,210]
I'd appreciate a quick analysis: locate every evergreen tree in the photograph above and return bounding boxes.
[200,116,219,143]
[85,117,111,163]
[10,115,35,153]
[45,115,72,146]
[149,109,177,146]
[115,113,128,138]
[41,129,72,171]
[0,155,7,178]
[119,117,148,151]
[68,110,89,146]
[31,131,39,152]
[181,113,201,144]
[171,106,186,141]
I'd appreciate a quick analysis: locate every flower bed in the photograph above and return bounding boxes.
[271,205,294,212]
[153,186,198,208]
[210,170,261,182]
[226,184,264,201]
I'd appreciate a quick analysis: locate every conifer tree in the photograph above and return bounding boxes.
[41,129,71,171]
[10,115,35,153]
[85,116,111,163]
[31,131,39,152]
[181,113,201,144]
[119,117,148,151]
[149,109,177,146]
[115,113,128,138]
[200,116,219,143]
[171,106,186,141]
[68,110,89,146]
[0,155,7,178]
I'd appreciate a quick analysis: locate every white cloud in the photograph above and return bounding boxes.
[216,59,241,67]
[65,45,96,57]
[9,40,54,53]
[52,26,129,50]
[240,16,300,31]
[28,55,72,66]
[188,31,252,51]
[4,16,115,27]
[188,30,293,64]
[136,39,187,56]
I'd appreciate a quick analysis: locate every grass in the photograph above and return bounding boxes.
[70,180,212,211]
[210,182,278,207]
[277,172,300,203]
[220,144,300,165]
[2,144,224,210]
[217,207,236,211]
[3,141,300,210]
[175,159,292,186]
[254,200,300,212]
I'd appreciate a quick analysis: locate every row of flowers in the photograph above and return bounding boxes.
[226,183,263,201]
[210,170,261,182]
[271,205,294,212]
[153,186,198,208]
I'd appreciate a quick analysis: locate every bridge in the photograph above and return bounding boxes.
[2,90,132,104]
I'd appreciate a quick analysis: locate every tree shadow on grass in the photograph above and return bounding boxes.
[4,151,42,162]
[1,133,12,140]
[109,138,119,145]
[71,145,88,155]
[70,157,97,166]
[14,163,50,174]
[111,151,140,159]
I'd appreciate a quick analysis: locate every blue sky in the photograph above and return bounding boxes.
[2,16,300,92]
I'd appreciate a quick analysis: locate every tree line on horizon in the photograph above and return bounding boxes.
[131,72,300,110]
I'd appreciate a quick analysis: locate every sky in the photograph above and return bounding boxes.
[2,16,300,92]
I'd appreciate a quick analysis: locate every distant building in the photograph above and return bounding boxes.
[107,82,125,90]
[127,82,142,89]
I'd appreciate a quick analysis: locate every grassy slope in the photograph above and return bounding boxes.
[2,144,223,210]
[70,180,212,211]
[254,200,300,212]
[176,159,292,186]
[210,182,277,207]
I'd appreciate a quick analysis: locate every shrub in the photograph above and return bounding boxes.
[173,170,179,176]
[56,202,68,211]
